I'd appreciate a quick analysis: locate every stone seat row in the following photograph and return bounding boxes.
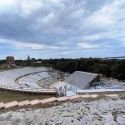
[0,94,118,109]
[0,94,99,109]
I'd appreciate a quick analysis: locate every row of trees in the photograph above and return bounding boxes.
[39,58,125,81]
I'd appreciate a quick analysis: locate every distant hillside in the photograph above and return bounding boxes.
[105,56,125,59]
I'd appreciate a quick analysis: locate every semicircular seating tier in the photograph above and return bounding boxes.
[0,67,57,94]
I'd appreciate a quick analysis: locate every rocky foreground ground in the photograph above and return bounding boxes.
[0,96,125,125]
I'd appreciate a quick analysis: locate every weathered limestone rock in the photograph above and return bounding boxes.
[57,96,70,102]
[5,101,18,109]
[105,94,119,98]
[40,97,57,104]
[18,100,30,107]
[30,99,40,105]
[0,102,4,109]
[69,95,81,100]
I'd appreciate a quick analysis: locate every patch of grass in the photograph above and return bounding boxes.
[0,66,23,72]
[0,90,53,103]
[0,67,14,71]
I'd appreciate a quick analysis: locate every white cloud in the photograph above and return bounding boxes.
[85,0,125,29]
[0,0,125,58]
[20,0,43,16]
[0,0,17,6]
[0,0,18,13]
[14,42,45,50]
[86,6,115,28]
[78,42,101,49]
[13,42,66,50]
[0,0,43,16]
[42,12,55,24]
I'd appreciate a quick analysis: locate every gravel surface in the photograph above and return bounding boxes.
[0,97,125,125]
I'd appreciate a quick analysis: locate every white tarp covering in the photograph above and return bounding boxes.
[65,71,99,89]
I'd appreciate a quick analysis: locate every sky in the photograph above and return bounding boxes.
[0,0,125,59]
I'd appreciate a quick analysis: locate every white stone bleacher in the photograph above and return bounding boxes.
[18,72,50,88]
[0,67,48,86]
[0,67,56,93]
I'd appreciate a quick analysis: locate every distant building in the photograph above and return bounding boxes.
[64,71,100,89]
[6,56,15,66]
[27,55,31,65]
[33,61,42,64]
[27,55,30,61]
